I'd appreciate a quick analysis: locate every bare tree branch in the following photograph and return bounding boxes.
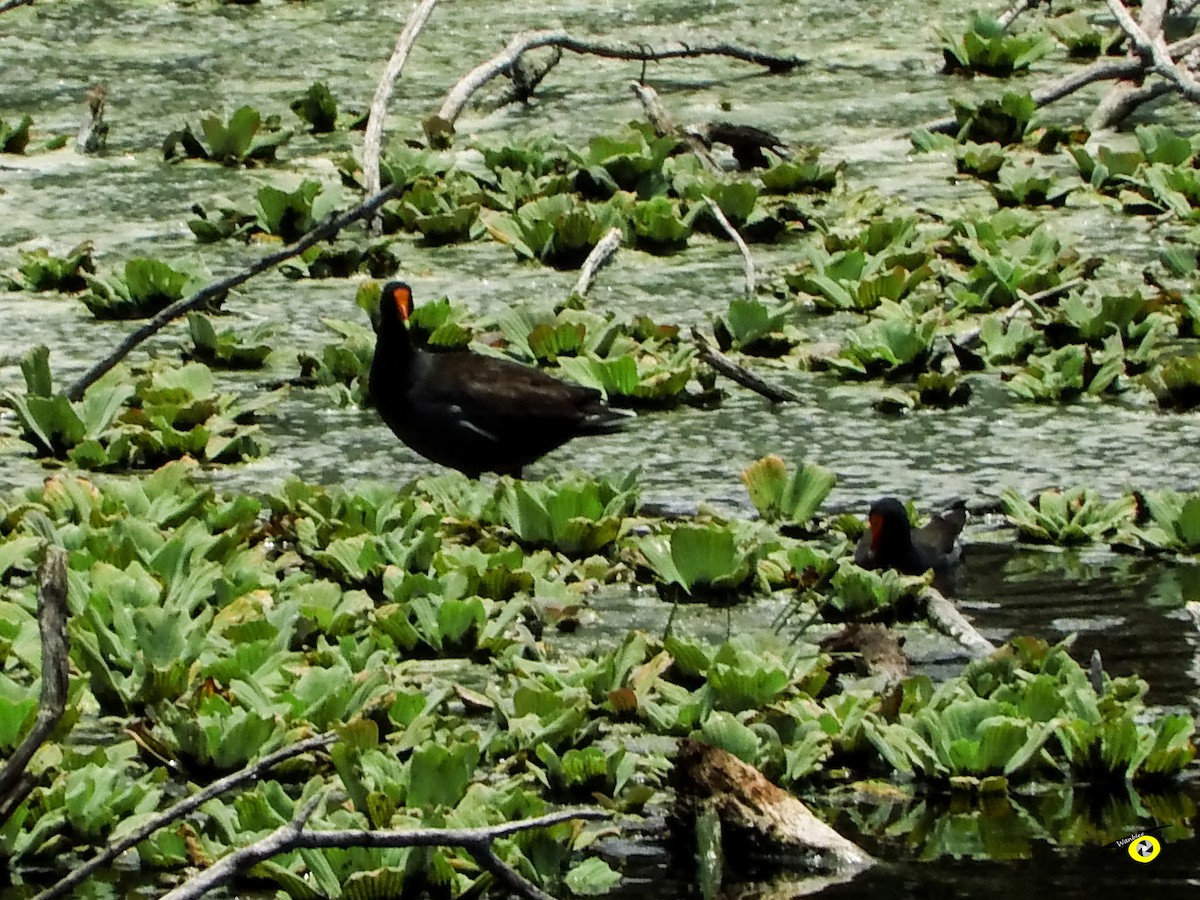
[997,0,1043,31]
[64,182,401,401]
[160,808,612,900]
[362,0,441,201]
[1107,0,1200,101]
[427,31,802,140]
[922,588,995,658]
[703,197,756,299]
[0,0,37,13]
[692,328,800,404]
[0,547,68,824]
[495,47,564,110]
[630,81,720,171]
[572,226,623,298]
[32,732,338,900]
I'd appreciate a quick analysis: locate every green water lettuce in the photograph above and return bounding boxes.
[1000,487,1136,545]
[740,455,835,528]
[186,314,273,369]
[163,105,291,165]
[939,13,1055,77]
[80,257,206,320]
[3,241,95,292]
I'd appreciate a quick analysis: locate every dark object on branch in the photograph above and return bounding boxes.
[65,181,402,401]
[370,282,631,478]
[854,497,966,576]
[684,121,791,170]
[0,547,69,828]
[75,84,109,154]
[692,329,799,403]
[672,739,873,873]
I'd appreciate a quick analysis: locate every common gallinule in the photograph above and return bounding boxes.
[369,281,632,478]
[853,497,966,576]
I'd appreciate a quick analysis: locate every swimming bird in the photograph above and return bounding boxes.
[853,497,966,576]
[369,281,631,478]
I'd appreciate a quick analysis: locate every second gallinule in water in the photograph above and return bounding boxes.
[369,281,632,478]
[853,497,966,576]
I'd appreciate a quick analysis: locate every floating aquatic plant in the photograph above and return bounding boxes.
[1143,354,1200,411]
[186,313,274,369]
[712,296,797,355]
[189,179,342,243]
[740,455,835,528]
[636,521,769,602]
[485,194,627,269]
[2,241,95,292]
[289,81,346,133]
[938,13,1055,77]
[1000,487,1136,545]
[79,257,206,320]
[163,105,291,166]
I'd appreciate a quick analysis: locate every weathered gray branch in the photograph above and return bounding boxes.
[0,547,68,823]
[922,588,995,658]
[630,81,720,171]
[65,182,401,401]
[32,732,339,900]
[428,31,802,139]
[1107,0,1200,102]
[573,226,623,298]
[997,0,1043,31]
[703,196,756,299]
[362,0,441,200]
[692,328,800,404]
[160,808,612,900]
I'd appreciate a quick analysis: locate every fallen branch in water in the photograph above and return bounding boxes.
[703,196,755,299]
[160,806,612,900]
[495,47,564,109]
[573,226,623,298]
[32,732,339,900]
[0,547,68,829]
[362,0,441,201]
[0,0,37,14]
[692,328,800,404]
[427,31,802,141]
[65,182,401,401]
[922,587,995,658]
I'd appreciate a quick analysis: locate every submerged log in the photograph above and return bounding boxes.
[820,623,909,689]
[673,740,873,874]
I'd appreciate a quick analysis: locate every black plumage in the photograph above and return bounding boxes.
[369,282,630,478]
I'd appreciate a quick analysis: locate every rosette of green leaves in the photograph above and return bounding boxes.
[186,313,273,369]
[496,472,638,556]
[740,455,835,528]
[1144,354,1200,411]
[3,241,95,292]
[712,297,797,355]
[79,258,204,320]
[636,521,769,602]
[163,105,291,166]
[1000,487,1136,545]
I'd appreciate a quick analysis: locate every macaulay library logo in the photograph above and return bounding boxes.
[1107,826,1167,863]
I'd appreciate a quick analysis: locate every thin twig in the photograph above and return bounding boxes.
[703,196,755,298]
[0,547,68,824]
[692,328,799,403]
[0,0,36,13]
[32,732,339,900]
[429,31,802,138]
[362,0,441,201]
[160,808,611,900]
[572,227,623,298]
[65,182,401,401]
[997,0,1041,31]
